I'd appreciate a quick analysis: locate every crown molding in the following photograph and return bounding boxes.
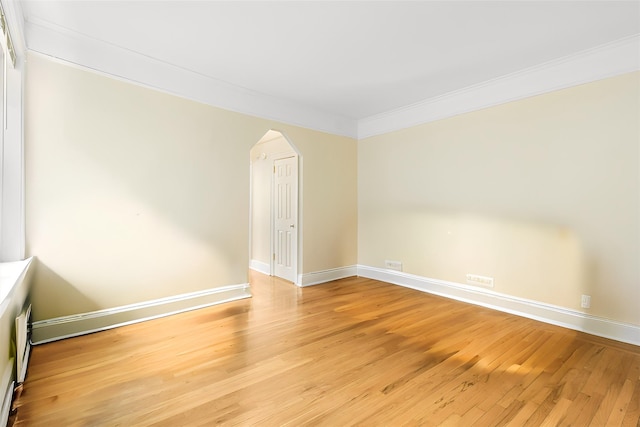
[19,14,639,141]
[358,34,640,139]
[23,18,358,138]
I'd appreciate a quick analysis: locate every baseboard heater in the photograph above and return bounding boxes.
[1,361,13,427]
[15,304,32,383]
[1,304,31,426]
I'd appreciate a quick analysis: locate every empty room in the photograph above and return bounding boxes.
[1,1,639,426]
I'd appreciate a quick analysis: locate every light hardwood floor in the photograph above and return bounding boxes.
[11,272,640,426]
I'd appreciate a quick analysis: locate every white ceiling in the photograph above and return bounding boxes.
[15,1,640,137]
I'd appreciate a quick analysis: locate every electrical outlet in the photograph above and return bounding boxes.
[385,260,403,271]
[581,294,591,308]
[466,274,494,288]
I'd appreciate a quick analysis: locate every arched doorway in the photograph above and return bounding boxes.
[249,130,301,284]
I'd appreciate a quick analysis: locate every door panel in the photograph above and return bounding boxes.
[273,156,297,283]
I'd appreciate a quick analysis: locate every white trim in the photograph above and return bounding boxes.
[24,23,357,138]
[0,257,32,319]
[358,35,640,139]
[31,284,252,345]
[357,265,640,347]
[0,0,26,60]
[0,361,13,427]
[249,259,270,275]
[297,265,357,287]
[0,0,26,261]
[20,20,640,141]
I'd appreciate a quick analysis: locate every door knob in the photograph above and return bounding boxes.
[290,224,295,228]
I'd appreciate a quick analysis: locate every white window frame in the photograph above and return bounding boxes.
[0,0,25,261]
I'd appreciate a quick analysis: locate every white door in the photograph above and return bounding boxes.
[273,156,298,283]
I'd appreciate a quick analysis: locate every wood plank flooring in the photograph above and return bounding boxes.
[11,272,640,426]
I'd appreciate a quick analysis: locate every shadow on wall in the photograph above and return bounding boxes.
[30,261,102,321]
[359,206,597,313]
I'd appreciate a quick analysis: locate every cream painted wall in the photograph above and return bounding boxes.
[250,135,296,265]
[285,127,358,273]
[359,72,640,325]
[25,53,357,321]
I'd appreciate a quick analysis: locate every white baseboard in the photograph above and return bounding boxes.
[1,360,13,427]
[31,284,252,345]
[297,265,357,287]
[249,259,270,275]
[357,265,640,347]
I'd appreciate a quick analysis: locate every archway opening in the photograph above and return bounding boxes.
[249,130,301,284]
